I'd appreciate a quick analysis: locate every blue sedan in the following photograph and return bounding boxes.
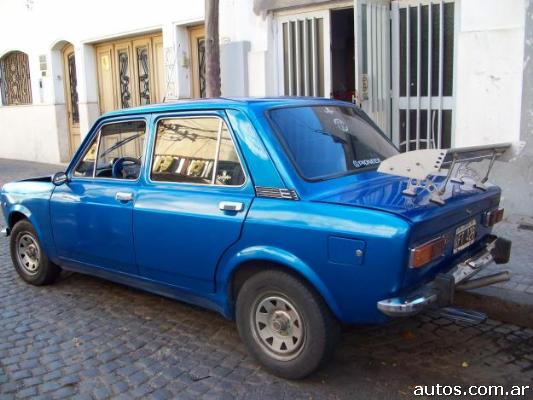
[0,98,511,378]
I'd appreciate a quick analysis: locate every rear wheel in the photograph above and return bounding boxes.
[235,269,339,379]
[10,220,60,285]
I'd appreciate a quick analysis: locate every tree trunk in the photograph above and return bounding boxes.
[205,0,221,97]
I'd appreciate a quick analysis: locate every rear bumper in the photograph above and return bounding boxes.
[377,235,511,317]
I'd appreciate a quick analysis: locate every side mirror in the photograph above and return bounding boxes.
[52,172,68,186]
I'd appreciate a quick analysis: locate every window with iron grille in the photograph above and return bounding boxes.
[0,51,33,105]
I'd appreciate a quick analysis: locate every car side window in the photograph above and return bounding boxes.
[73,120,146,179]
[95,121,146,179]
[73,137,98,177]
[151,116,245,186]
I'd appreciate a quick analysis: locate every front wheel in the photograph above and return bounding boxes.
[10,220,60,286]
[235,269,339,379]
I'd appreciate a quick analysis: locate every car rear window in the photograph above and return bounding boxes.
[269,105,398,181]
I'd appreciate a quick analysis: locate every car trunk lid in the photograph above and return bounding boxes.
[311,171,501,288]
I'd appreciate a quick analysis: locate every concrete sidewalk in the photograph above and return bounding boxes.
[1,157,532,325]
[456,215,533,327]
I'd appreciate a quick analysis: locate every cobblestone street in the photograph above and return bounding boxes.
[1,159,533,399]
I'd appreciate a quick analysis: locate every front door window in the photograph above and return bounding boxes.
[73,120,145,180]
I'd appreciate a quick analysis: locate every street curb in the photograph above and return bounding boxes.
[455,286,533,328]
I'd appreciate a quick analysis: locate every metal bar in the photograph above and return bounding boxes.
[211,119,224,185]
[295,20,301,96]
[93,131,102,178]
[427,2,433,148]
[391,1,400,145]
[371,4,376,117]
[287,21,294,96]
[303,19,309,96]
[366,4,373,112]
[376,5,381,119]
[416,4,421,149]
[312,18,318,96]
[381,4,390,134]
[373,5,378,115]
[438,0,443,148]
[378,5,384,126]
[406,5,411,151]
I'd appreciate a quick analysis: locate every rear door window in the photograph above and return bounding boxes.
[150,116,245,186]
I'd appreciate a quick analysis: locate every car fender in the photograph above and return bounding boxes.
[6,203,55,256]
[216,245,343,320]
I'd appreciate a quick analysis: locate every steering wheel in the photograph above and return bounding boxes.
[112,157,141,179]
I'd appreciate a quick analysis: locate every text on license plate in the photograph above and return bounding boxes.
[453,219,477,254]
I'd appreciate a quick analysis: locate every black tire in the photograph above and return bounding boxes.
[235,269,339,379]
[9,220,60,286]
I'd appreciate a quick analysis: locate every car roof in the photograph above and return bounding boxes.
[102,97,353,118]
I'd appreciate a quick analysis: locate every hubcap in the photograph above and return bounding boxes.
[251,295,305,361]
[16,233,41,275]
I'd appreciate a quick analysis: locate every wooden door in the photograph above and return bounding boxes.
[96,45,116,114]
[152,36,165,102]
[189,25,206,98]
[62,44,81,155]
[96,33,164,112]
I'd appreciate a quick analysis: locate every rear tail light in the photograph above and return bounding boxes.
[482,208,504,227]
[409,236,447,268]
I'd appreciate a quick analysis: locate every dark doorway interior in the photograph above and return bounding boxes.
[331,7,355,102]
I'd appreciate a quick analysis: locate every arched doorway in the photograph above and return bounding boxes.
[62,43,80,156]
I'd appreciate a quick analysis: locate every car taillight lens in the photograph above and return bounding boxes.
[409,237,447,268]
[482,208,504,227]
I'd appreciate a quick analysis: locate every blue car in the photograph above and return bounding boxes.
[0,98,511,378]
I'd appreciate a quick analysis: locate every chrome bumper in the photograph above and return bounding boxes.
[1,226,10,237]
[377,236,511,317]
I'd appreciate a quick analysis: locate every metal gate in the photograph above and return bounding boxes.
[277,10,331,98]
[355,0,391,136]
[391,0,456,151]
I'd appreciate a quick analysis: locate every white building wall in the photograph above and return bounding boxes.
[453,0,526,147]
[219,0,277,97]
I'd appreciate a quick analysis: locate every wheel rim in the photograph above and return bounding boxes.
[16,233,41,275]
[251,294,305,361]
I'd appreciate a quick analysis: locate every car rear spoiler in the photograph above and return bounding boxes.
[377,142,525,205]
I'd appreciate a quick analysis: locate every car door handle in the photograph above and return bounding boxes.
[115,192,134,203]
[219,201,244,212]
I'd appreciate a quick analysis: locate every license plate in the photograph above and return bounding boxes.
[453,219,477,254]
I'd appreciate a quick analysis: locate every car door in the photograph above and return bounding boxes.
[50,118,147,274]
[133,111,254,293]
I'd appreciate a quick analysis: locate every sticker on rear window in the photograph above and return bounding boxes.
[353,158,381,168]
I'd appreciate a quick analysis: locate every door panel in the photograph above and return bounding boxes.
[115,41,135,109]
[62,44,81,155]
[134,187,252,292]
[189,25,206,98]
[152,36,165,103]
[355,0,391,135]
[50,180,138,273]
[132,38,153,106]
[96,45,116,114]
[50,119,147,274]
[134,113,253,292]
